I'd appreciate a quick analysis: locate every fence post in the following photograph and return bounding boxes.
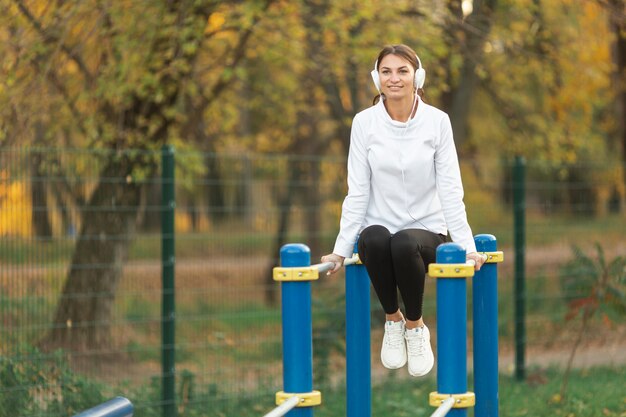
[428,243,474,417]
[161,145,176,417]
[513,155,526,380]
[345,243,371,417]
[473,234,501,417]
[274,244,318,417]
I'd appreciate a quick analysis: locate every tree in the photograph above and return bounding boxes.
[2,0,622,348]
[1,0,275,351]
[604,0,626,210]
[441,0,498,149]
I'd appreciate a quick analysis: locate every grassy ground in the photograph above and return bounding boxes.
[0,212,623,265]
[1,213,623,415]
[245,366,625,417]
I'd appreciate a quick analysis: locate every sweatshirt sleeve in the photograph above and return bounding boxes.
[332,115,371,258]
[434,115,477,253]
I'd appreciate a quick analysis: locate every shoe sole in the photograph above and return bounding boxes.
[407,353,434,377]
[381,355,407,369]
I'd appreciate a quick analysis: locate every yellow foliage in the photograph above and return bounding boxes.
[175,212,212,233]
[176,212,192,233]
[206,12,226,34]
[64,60,79,75]
[0,172,32,237]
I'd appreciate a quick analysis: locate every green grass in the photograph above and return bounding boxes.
[1,211,622,264]
[470,212,624,249]
[241,366,626,417]
[3,352,623,417]
[0,231,336,263]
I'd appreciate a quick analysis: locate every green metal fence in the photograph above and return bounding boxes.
[0,147,624,416]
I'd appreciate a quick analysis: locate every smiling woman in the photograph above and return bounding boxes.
[321,43,486,378]
[375,54,420,123]
[370,45,425,105]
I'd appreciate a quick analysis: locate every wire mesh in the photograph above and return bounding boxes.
[0,147,624,416]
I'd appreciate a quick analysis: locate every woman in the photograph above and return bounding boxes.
[321,44,486,377]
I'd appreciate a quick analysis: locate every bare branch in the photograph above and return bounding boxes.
[202,0,277,105]
[12,0,94,84]
[204,25,241,39]
[44,70,89,137]
[478,75,535,142]
[593,0,626,21]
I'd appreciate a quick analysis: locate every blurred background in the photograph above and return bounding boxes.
[0,0,624,416]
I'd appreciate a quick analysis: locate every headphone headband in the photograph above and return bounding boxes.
[371,53,426,92]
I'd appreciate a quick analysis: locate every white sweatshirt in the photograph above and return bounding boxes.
[332,96,477,258]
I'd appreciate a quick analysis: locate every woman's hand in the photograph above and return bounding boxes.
[467,252,488,271]
[320,253,346,275]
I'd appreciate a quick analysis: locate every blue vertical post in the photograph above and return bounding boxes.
[346,242,371,417]
[280,244,314,417]
[436,243,468,417]
[473,235,499,417]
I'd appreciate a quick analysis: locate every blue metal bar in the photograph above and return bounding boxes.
[280,243,314,417]
[346,242,371,417]
[473,235,499,417]
[72,397,133,417]
[436,243,468,417]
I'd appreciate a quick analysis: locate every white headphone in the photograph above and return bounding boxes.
[371,54,426,92]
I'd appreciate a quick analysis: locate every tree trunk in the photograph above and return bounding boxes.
[31,125,53,238]
[442,0,497,149]
[304,159,322,258]
[140,178,162,232]
[235,155,253,226]
[30,149,53,238]
[300,0,328,258]
[206,151,227,223]
[608,0,626,212]
[264,159,300,306]
[41,156,148,351]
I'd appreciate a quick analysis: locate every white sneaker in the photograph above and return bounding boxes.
[405,325,434,377]
[381,320,407,369]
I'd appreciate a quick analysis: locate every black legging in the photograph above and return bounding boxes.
[357,225,447,321]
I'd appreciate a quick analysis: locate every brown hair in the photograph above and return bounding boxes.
[372,44,425,104]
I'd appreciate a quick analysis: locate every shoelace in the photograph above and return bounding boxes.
[384,325,405,348]
[406,330,426,354]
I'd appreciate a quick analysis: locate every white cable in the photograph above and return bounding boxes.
[398,90,419,138]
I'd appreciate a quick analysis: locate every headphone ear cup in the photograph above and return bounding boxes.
[415,68,426,89]
[371,69,381,92]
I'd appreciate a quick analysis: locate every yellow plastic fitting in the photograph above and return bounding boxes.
[428,263,475,278]
[273,266,320,282]
[275,390,322,407]
[429,391,475,408]
[483,251,504,263]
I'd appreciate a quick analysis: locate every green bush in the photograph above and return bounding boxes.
[0,349,106,416]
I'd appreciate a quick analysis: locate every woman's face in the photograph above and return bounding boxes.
[378,54,415,100]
